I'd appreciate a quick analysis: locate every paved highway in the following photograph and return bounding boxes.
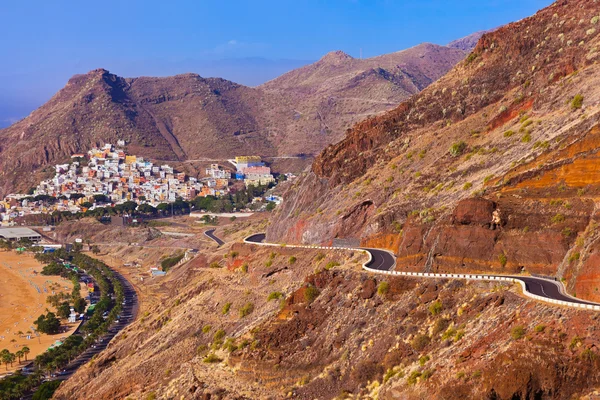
[205,229,225,246]
[244,233,600,308]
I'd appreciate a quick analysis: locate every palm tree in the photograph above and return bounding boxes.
[21,346,30,361]
[1,349,10,370]
[15,350,24,364]
[7,352,15,367]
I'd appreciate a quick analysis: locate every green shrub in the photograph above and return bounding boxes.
[240,303,254,317]
[521,132,532,143]
[570,336,583,350]
[267,291,283,301]
[240,263,248,273]
[265,260,273,267]
[202,325,212,334]
[429,300,443,316]
[325,261,340,270]
[534,324,546,333]
[161,253,185,271]
[581,348,597,362]
[419,355,430,366]
[304,285,320,303]
[222,338,238,353]
[569,252,581,262]
[498,252,508,267]
[411,334,430,351]
[441,328,457,341]
[421,369,434,380]
[377,281,390,297]
[222,302,232,315]
[203,353,222,363]
[511,326,525,340]
[551,214,565,224]
[463,182,473,190]
[315,253,326,262]
[209,261,221,269]
[504,130,515,138]
[288,256,297,265]
[383,368,401,383]
[571,94,584,110]
[407,370,422,385]
[465,52,478,65]
[213,329,226,342]
[449,141,467,157]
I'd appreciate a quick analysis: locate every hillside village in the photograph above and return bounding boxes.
[0,143,282,225]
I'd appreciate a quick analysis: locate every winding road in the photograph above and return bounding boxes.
[243,233,600,310]
[205,229,225,246]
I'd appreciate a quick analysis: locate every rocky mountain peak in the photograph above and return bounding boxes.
[318,50,354,64]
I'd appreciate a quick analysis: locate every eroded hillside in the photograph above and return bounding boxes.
[267,0,600,301]
[53,220,600,400]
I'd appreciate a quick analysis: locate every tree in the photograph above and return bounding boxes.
[33,380,62,400]
[57,302,71,320]
[0,349,10,370]
[15,350,24,364]
[137,203,156,215]
[266,201,276,212]
[22,346,30,361]
[93,194,109,203]
[73,297,86,314]
[34,312,61,334]
[156,203,169,214]
[91,245,100,255]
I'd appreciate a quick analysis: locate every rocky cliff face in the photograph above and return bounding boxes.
[0,43,467,196]
[268,0,600,301]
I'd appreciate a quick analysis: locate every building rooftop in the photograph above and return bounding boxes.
[0,227,42,240]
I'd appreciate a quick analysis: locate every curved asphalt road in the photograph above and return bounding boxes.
[205,229,225,246]
[244,233,599,307]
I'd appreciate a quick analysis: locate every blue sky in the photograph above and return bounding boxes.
[0,0,551,127]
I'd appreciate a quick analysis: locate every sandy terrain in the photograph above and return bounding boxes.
[0,250,80,374]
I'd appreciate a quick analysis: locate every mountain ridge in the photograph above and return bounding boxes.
[0,42,471,196]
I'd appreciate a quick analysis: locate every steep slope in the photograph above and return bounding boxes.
[53,226,600,399]
[0,44,468,196]
[267,0,600,301]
